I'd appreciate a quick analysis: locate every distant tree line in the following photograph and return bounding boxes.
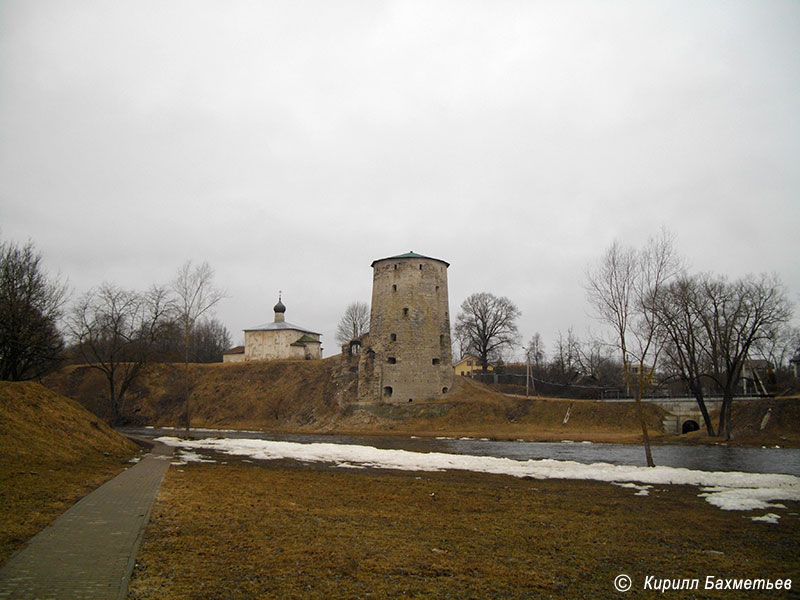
[0,236,228,425]
[452,230,797,457]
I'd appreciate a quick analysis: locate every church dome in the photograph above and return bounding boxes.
[273,297,286,313]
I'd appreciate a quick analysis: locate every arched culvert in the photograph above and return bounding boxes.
[682,420,700,434]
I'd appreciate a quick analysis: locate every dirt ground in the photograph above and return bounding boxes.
[127,459,800,600]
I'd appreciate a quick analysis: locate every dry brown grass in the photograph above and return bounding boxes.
[0,381,138,564]
[128,460,800,599]
[44,361,800,447]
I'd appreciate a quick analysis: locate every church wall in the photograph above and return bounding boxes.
[244,329,320,361]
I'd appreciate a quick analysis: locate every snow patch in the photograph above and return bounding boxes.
[698,487,791,511]
[751,513,781,524]
[171,449,217,466]
[155,437,800,514]
[613,482,652,496]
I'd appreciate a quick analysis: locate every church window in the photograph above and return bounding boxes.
[442,387,449,394]
[403,308,409,316]
[392,284,397,292]
[388,357,397,364]
[419,264,423,270]
[384,386,393,397]
[390,333,397,341]
[432,358,440,365]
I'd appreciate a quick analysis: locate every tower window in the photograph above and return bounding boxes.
[394,264,398,270]
[432,358,440,365]
[390,333,397,341]
[384,386,393,397]
[403,308,409,316]
[436,285,440,292]
[392,284,397,292]
[387,357,397,364]
[419,264,423,270]
[442,387,449,394]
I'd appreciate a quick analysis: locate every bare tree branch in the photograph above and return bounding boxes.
[455,292,520,372]
[336,301,370,345]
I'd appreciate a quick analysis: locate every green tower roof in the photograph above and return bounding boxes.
[371,251,450,268]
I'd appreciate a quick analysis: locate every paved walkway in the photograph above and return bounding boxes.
[0,440,173,600]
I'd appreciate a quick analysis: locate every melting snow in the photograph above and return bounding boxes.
[171,449,217,466]
[613,482,652,496]
[751,513,781,524]
[155,437,800,514]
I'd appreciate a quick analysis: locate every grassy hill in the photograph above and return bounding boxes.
[0,381,138,564]
[45,358,669,442]
[43,358,800,446]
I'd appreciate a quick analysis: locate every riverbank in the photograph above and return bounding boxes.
[128,459,800,599]
[43,360,800,448]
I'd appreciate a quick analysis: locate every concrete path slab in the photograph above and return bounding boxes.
[0,441,173,600]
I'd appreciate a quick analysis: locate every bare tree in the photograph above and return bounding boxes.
[752,323,799,384]
[697,273,791,439]
[586,231,680,466]
[455,292,520,372]
[551,328,581,382]
[189,318,232,363]
[335,301,370,345]
[148,316,231,363]
[655,275,716,435]
[69,283,170,423]
[525,333,545,368]
[576,336,618,384]
[0,239,68,380]
[171,261,226,434]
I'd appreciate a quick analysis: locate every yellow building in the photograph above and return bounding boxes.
[454,354,494,377]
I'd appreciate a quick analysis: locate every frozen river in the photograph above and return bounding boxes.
[120,426,800,476]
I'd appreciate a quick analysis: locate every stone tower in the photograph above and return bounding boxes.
[358,251,453,402]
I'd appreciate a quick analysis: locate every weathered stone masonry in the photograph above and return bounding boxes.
[345,252,454,403]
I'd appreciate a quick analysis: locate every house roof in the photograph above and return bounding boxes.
[371,250,450,268]
[291,334,321,347]
[223,345,245,355]
[244,321,321,335]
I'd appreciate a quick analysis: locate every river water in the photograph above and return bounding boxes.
[119,426,800,476]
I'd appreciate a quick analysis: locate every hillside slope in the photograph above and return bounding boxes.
[45,359,668,441]
[44,359,800,446]
[0,381,137,563]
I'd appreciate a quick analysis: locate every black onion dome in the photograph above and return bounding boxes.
[273,297,286,313]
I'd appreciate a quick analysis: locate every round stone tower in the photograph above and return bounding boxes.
[363,251,453,402]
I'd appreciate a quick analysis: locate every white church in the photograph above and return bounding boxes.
[223,295,322,362]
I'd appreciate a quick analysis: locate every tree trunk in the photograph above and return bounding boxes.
[718,394,733,441]
[634,394,655,467]
[183,329,191,439]
[723,396,734,440]
[108,377,119,425]
[692,389,715,436]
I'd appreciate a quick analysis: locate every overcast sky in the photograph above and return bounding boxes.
[1,1,798,360]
